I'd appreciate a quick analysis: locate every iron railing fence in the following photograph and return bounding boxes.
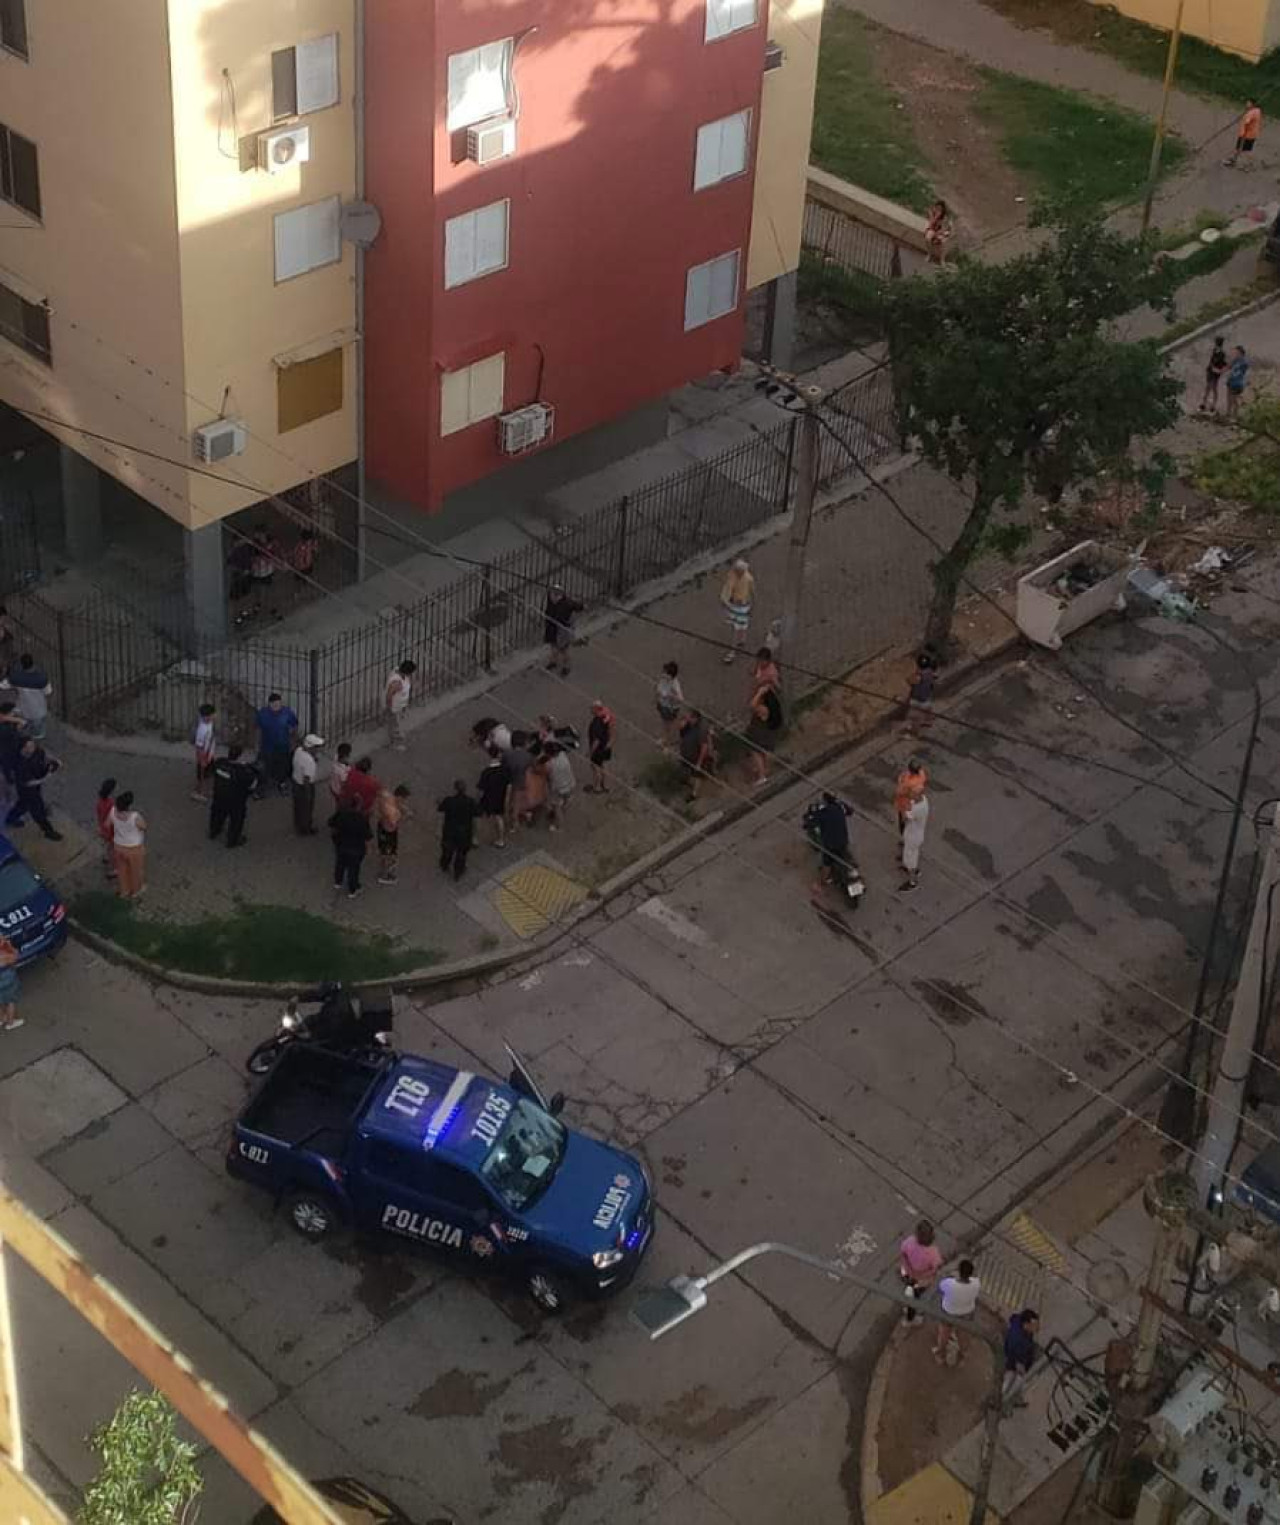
[3,365,906,740]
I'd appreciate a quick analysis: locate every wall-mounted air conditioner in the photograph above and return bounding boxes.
[258,124,312,173]
[467,117,516,166]
[497,402,554,456]
[193,419,247,464]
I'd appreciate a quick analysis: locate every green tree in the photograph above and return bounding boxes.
[1194,394,1280,514]
[881,216,1182,650]
[78,1389,203,1525]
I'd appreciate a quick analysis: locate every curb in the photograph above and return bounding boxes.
[855,1056,1173,1519]
[66,593,1012,999]
[1158,284,1280,356]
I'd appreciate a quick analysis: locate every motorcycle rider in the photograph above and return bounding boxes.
[811,791,857,899]
[209,744,259,849]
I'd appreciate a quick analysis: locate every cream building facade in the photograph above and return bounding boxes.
[1091,0,1280,61]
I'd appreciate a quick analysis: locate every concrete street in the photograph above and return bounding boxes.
[4,562,1279,1523]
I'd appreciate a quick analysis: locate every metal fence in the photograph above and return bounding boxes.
[0,493,41,596]
[2,364,904,743]
[802,197,911,281]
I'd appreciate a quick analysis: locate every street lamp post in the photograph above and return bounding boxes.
[634,1242,1006,1525]
[1140,0,1187,236]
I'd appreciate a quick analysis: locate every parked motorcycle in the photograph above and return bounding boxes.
[245,984,395,1076]
[802,796,866,907]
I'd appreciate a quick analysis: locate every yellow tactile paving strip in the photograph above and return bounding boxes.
[1004,1213,1067,1275]
[492,863,588,939]
[868,1464,1000,1525]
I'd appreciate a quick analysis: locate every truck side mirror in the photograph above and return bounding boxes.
[549,1092,565,1116]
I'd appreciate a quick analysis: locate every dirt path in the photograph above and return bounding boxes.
[864,24,1030,243]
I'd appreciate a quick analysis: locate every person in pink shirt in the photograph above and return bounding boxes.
[899,1219,943,1324]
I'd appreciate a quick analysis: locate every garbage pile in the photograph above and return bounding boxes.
[1125,542,1255,621]
[1051,557,1113,600]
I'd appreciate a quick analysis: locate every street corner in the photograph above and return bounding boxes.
[867,1464,999,1525]
[865,1310,1004,1513]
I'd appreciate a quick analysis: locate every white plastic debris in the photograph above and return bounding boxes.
[1190,546,1227,575]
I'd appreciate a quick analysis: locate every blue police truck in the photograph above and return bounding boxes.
[226,1041,654,1312]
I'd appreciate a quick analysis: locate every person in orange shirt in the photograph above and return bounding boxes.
[1226,98,1262,167]
[894,758,928,835]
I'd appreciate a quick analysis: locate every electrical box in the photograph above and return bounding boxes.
[1135,1474,1176,1525]
[1150,1370,1229,1448]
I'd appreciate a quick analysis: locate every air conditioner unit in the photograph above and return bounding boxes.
[257,124,311,173]
[497,402,554,456]
[466,117,516,166]
[192,419,247,464]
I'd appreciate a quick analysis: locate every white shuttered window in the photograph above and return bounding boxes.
[441,353,505,436]
[272,34,340,119]
[694,109,751,189]
[274,197,342,282]
[705,0,758,42]
[684,250,740,330]
[444,201,510,289]
[446,40,514,132]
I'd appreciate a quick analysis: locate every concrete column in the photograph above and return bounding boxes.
[58,444,103,561]
[760,271,798,372]
[185,520,227,641]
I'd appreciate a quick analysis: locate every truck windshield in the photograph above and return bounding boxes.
[479,1099,566,1211]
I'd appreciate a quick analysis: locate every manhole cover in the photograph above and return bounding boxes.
[1087,1259,1131,1303]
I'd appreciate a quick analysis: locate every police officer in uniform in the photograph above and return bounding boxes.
[209,744,258,849]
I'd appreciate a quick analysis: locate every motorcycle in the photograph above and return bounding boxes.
[245,983,396,1076]
[802,796,866,908]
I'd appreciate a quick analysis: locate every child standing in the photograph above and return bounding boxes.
[545,743,575,831]
[1199,337,1229,413]
[903,652,937,732]
[95,778,117,880]
[192,703,217,802]
[376,784,411,885]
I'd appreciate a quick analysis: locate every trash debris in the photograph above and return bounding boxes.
[1053,560,1109,599]
[1189,546,1227,575]
[1127,566,1196,621]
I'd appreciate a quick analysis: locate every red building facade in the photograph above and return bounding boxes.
[364,0,766,511]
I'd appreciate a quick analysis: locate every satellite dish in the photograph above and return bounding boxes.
[341,200,383,249]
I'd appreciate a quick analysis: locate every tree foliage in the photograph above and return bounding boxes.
[881,215,1183,648]
[1194,395,1280,514]
[78,1389,203,1525]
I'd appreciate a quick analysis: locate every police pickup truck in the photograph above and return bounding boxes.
[226,1042,654,1312]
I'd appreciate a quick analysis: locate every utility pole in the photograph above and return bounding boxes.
[779,390,823,660]
[1140,0,1186,235]
[1097,1170,1192,1515]
[1192,804,1280,1203]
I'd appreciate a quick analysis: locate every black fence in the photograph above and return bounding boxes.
[2,364,904,743]
[0,493,41,596]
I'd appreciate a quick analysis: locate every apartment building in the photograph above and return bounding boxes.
[0,0,822,632]
[1090,0,1280,60]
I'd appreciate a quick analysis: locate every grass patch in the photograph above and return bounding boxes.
[981,0,1280,106]
[1166,229,1262,287]
[637,755,689,803]
[797,251,888,338]
[74,894,439,983]
[1195,436,1280,513]
[811,9,934,210]
[975,69,1187,211]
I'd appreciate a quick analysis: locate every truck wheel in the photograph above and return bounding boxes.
[285,1191,337,1241]
[526,1267,569,1313]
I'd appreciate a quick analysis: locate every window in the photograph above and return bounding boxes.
[277,348,343,433]
[694,109,751,190]
[444,200,509,289]
[273,197,341,282]
[363,1141,424,1191]
[0,0,28,60]
[272,34,340,121]
[446,39,513,132]
[0,279,49,365]
[425,1163,493,1215]
[684,249,740,330]
[705,0,757,41]
[0,123,40,219]
[440,352,504,436]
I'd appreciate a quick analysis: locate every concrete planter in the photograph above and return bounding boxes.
[1015,540,1130,651]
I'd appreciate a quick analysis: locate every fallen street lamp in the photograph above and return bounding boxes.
[634,1241,1005,1525]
